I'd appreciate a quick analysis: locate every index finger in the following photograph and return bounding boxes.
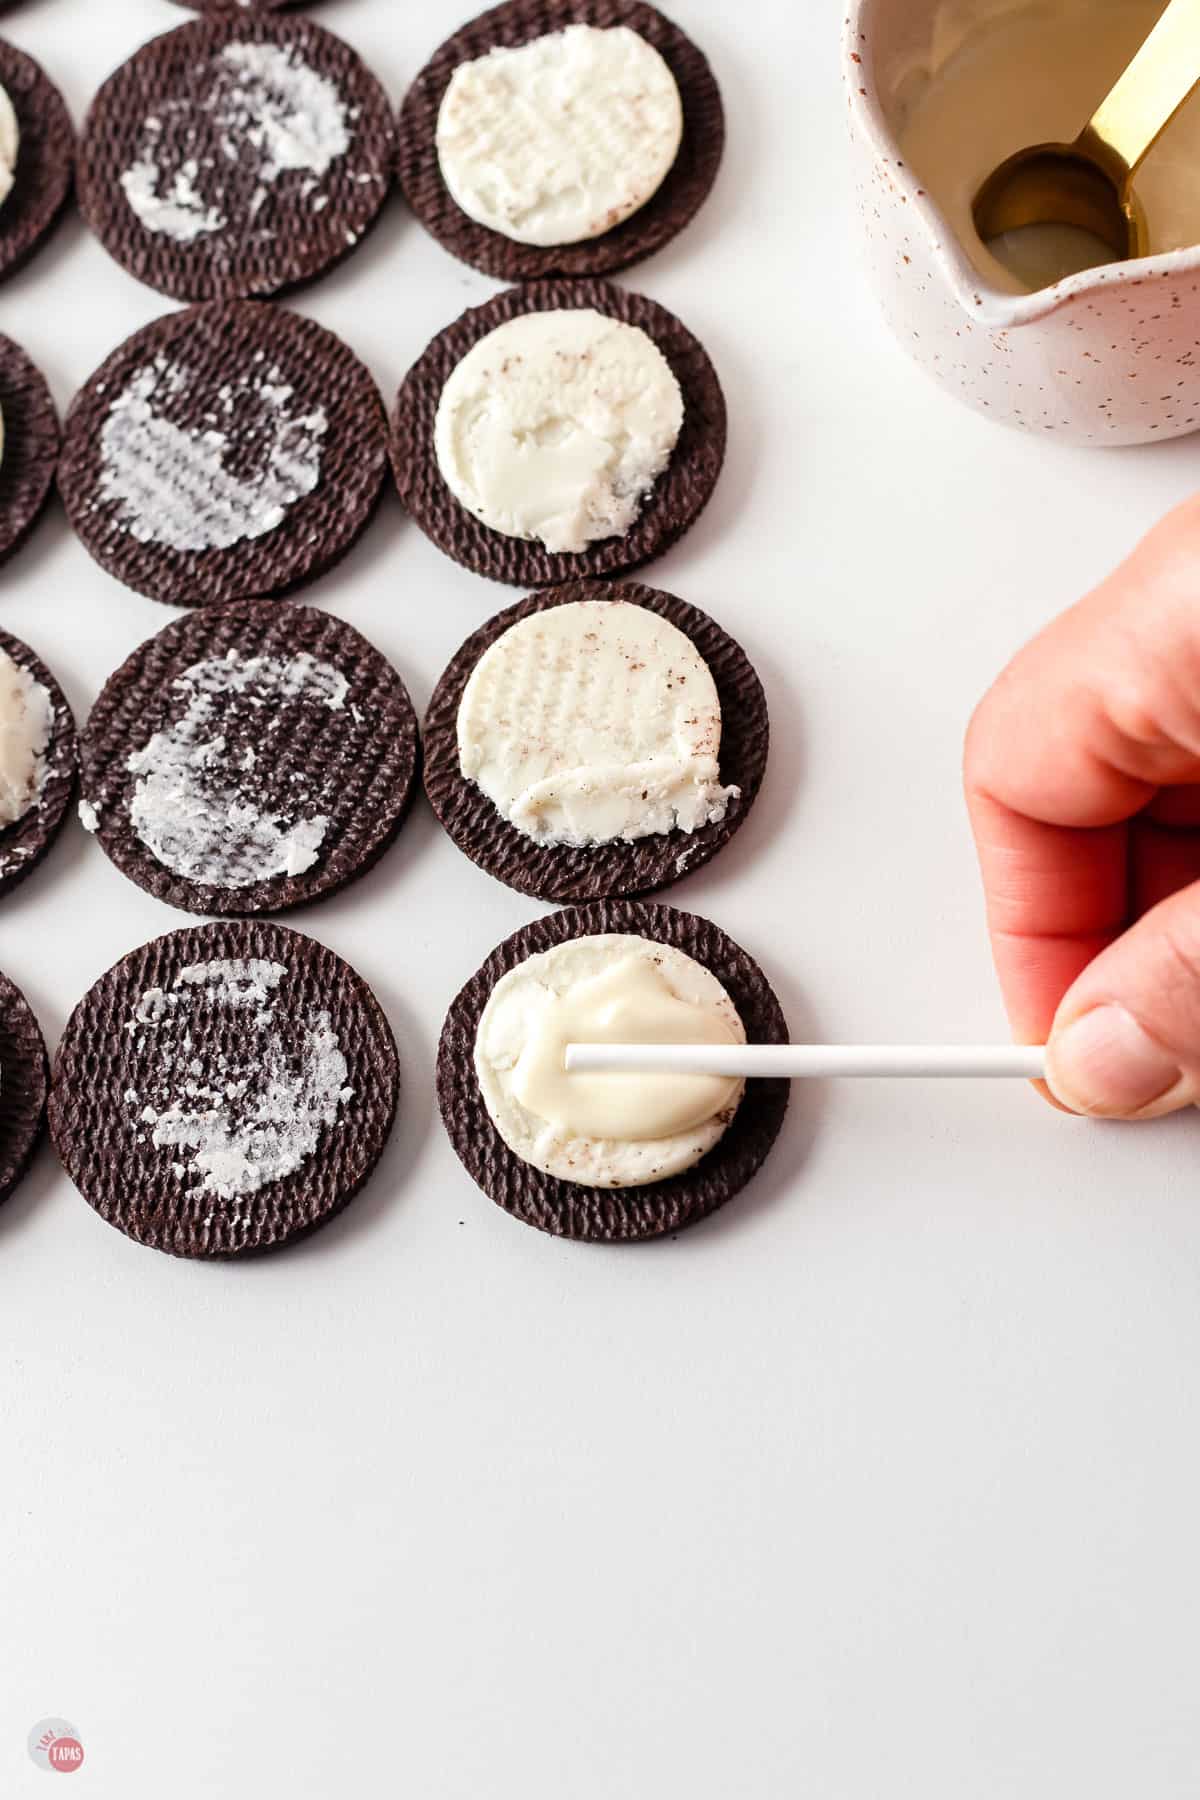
[963,500,1200,1041]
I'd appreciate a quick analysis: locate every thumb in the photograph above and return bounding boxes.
[1046,878,1200,1118]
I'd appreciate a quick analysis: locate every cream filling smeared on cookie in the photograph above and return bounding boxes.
[457,599,738,846]
[0,82,20,214]
[434,309,683,555]
[125,649,348,886]
[99,352,328,552]
[0,650,52,829]
[124,957,353,1204]
[475,933,745,1188]
[120,41,352,243]
[436,25,683,247]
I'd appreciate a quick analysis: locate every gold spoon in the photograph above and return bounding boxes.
[973,0,1200,264]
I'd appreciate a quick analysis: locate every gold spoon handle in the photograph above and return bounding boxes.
[1081,0,1200,184]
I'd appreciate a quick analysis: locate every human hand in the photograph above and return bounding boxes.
[965,495,1200,1118]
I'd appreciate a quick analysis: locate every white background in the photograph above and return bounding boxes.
[4,1,1200,1794]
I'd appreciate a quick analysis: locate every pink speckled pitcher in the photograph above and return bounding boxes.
[844,0,1200,446]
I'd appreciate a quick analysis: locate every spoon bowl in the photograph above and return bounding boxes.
[971,0,1200,281]
[845,0,1200,445]
[972,142,1146,262]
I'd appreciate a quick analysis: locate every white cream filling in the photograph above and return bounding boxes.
[0,650,52,829]
[436,24,682,247]
[475,934,745,1189]
[124,957,354,1206]
[124,649,347,887]
[434,308,684,555]
[0,82,20,214]
[457,599,738,847]
[98,352,327,553]
[120,40,352,243]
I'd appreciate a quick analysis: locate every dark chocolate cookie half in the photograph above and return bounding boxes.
[0,40,74,286]
[80,600,419,918]
[0,629,76,902]
[0,968,48,1208]
[78,15,395,302]
[438,900,789,1242]
[398,0,724,282]
[424,580,767,902]
[59,301,388,608]
[0,334,60,568]
[392,278,725,587]
[50,920,399,1257]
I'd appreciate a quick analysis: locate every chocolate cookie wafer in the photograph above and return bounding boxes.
[59,301,388,608]
[424,580,767,903]
[80,601,419,918]
[50,920,399,1258]
[399,0,724,282]
[0,629,76,903]
[0,334,60,569]
[0,969,47,1209]
[0,40,74,286]
[438,900,789,1242]
[78,15,394,302]
[392,279,726,587]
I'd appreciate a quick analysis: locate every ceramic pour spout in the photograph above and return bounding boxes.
[844,0,1200,446]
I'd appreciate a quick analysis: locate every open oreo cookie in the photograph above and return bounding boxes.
[80,601,419,918]
[424,580,768,903]
[78,15,395,302]
[0,335,60,568]
[59,302,388,608]
[0,629,76,902]
[392,279,726,587]
[438,900,789,1242]
[0,40,74,286]
[50,921,399,1258]
[0,969,48,1210]
[398,0,724,281]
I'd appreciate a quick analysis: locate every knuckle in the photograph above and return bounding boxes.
[962,688,1002,794]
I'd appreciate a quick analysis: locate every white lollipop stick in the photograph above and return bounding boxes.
[564,1043,1048,1080]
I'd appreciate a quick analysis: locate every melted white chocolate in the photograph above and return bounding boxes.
[474,933,745,1188]
[513,956,740,1141]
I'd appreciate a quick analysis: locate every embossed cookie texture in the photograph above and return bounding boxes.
[59,302,389,607]
[0,39,75,286]
[0,333,60,568]
[398,0,724,280]
[78,14,395,301]
[424,580,768,902]
[50,921,400,1258]
[0,968,48,1211]
[79,601,420,918]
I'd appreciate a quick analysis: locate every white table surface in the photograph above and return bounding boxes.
[5,2,1200,1794]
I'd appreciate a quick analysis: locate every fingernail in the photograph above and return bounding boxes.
[1048,1005,1182,1116]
